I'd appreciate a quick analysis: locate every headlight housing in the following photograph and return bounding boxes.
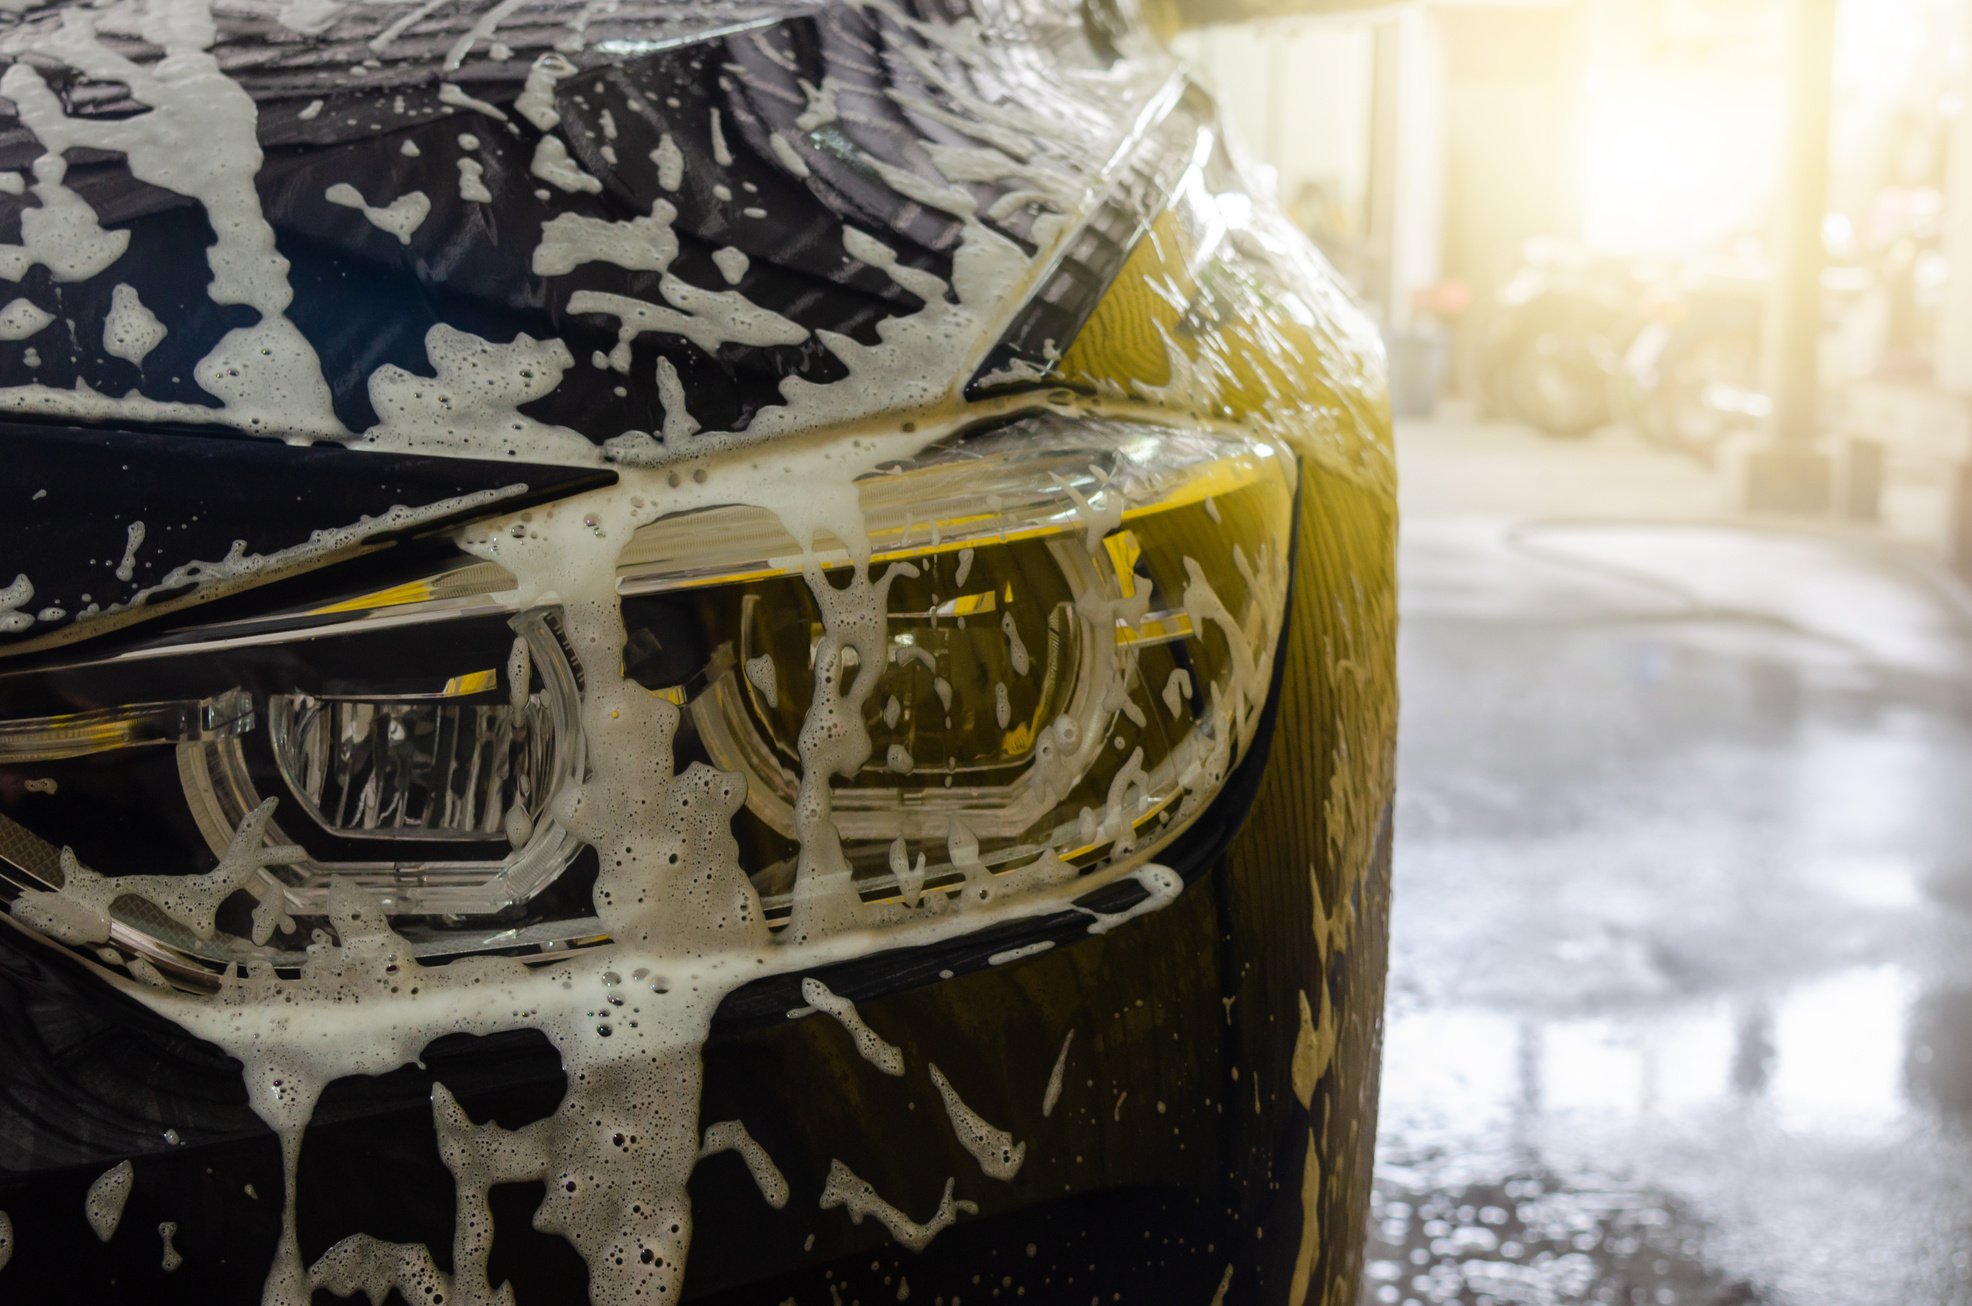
[0,412,1293,982]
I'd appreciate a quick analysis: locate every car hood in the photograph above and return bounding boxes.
[0,0,1195,646]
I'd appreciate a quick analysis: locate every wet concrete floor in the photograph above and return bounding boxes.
[1367,418,1972,1306]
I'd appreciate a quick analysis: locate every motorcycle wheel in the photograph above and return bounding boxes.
[1506,330,1609,438]
[1629,319,1763,463]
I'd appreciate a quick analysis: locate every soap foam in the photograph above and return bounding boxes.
[84,1159,133,1243]
[0,4,1234,1299]
[928,1064,1025,1180]
[64,421,1200,1304]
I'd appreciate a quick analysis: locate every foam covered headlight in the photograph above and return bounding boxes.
[0,412,1292,980]
[635,414,1295,912]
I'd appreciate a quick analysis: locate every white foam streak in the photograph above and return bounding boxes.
[325,182,431,244]
[819,1162,975,1253]
[801,976,904,1076]
[1042,1029,1074,1117]
[0,0,342,437]
[700,1120,791,1209]
[929,1064,1025,1180]
[84,1159,133,1242]
[103,284,167,365]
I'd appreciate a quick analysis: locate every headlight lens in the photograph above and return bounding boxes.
[0,413,1293,980]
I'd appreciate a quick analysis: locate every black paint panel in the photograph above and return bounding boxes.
[0,420,611,653]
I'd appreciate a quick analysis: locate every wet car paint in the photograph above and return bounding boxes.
[0,1,1397,1301]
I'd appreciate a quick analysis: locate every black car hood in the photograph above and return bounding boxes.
[0,0,1172,448]
[0,0,1193,646]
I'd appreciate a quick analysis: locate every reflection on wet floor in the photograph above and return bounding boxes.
[1366,1172,1760,1306]
[1370,420,1972,1306]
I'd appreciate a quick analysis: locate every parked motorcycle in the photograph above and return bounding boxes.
[1483,241,1660,439]
[1613,269,1766,464]
[1616,255,1891,464]
[1487,237,1880,463]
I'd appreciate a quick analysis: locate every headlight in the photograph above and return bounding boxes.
[0,412,1293,982]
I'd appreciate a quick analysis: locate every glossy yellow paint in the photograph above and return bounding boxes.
[1057,162,1398,1306]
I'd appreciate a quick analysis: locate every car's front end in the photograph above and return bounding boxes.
[0,1,1394,1301]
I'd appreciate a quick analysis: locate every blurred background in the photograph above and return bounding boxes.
[1175,2,1972,1303]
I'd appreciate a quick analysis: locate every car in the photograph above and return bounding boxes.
[0,0,1396,1301]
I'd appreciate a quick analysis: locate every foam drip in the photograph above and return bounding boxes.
[84,1160,133,1242]
[325,182,431,244]
[1041,1030,1074,1117]
[699,1120,790,1209]
[801,976,905,1076]
[818,1163,975,1254]
[928,1065,1024,1180]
